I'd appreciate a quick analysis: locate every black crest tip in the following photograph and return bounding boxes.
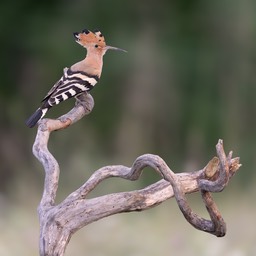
[82,29,90,34]
[73,32,79,38]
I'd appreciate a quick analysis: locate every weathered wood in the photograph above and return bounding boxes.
[32,92,241,256]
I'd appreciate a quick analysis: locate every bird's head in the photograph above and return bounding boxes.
[73,29,127,55]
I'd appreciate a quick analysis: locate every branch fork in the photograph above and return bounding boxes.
[32,93,241,256]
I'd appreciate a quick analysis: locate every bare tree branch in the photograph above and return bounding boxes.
[32,93,241,256]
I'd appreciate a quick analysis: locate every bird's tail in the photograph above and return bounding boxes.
[25,108,48,128]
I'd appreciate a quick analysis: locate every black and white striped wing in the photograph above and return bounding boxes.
[42,68,99,107]
[41,67,69,102]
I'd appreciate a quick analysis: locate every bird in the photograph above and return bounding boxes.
[25,28,126,128]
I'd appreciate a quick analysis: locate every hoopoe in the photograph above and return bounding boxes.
[25,28,126,128]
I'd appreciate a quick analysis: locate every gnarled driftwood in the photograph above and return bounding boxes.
[32,93,241,256]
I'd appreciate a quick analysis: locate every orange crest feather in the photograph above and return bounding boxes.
[74,29,106,48]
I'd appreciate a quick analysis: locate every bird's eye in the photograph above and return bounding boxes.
[95,44,98,48]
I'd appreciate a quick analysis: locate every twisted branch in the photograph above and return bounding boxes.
[32,93,241,256]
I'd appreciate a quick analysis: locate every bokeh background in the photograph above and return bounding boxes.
[0,0,256,255]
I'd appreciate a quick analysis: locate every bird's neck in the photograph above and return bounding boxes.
[71,50,104,78]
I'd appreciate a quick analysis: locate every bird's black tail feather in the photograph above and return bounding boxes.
[25,108,44,128]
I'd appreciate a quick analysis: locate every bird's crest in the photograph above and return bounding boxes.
[73,29,106,49]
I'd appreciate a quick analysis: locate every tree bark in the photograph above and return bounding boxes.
[32,93,241,256]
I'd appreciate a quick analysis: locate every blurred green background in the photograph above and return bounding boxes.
[0,0,256,255]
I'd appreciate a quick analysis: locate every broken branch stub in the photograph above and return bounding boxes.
[32,92,241,256]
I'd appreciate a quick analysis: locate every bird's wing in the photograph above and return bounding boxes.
[41,68,99,107]
[41,68,69,103]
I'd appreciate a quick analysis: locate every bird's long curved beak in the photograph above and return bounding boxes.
[105,45,127,53]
